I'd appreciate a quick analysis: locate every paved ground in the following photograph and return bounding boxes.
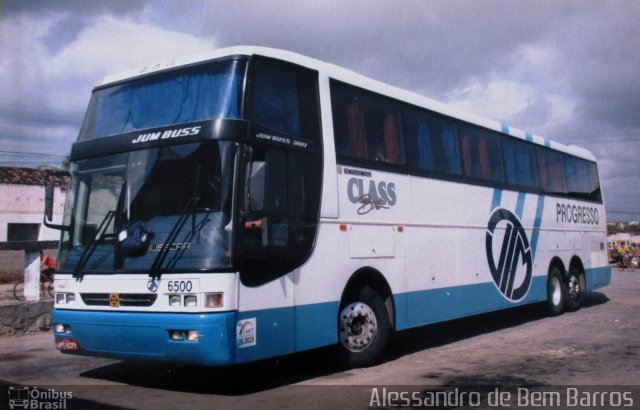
[0,268,638,409]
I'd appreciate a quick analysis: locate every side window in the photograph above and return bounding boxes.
[241,146,322,285]
[250,59,319,139]
[263,150,289,216]
[241,60,322,286]
[564,156,602,201]
[564,156,590,195]
[587,162,602,202]
[502,138,539,189]
[331,81,405,166]
[403,108,462,175]
[536,147,567,194]
[459,126,504,182]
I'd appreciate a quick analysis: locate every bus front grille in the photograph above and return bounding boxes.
[80,293,158,307]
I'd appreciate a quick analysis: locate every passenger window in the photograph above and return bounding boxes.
[330,81,405,166]
[565,156,590,195]
[250,60,319,139]
[564,156,601,201]
[537,147,567,194]
[586,162,602,202]
[403,109,462,175]
[459,126,504,182]
[502,138,539,189]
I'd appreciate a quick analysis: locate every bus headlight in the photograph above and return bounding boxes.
[54,323,71,334]
[187,330,199,341]
[169,330,199,342]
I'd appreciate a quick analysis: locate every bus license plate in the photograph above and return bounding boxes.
[56,338,79,351]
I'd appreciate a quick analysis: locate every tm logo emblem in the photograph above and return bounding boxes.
[485,209,532,302]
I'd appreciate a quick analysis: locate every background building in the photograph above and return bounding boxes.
[0,167,67,279]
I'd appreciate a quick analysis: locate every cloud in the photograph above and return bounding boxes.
[1,0,638,219]
[49,15,214,93]
[0,12,214,165]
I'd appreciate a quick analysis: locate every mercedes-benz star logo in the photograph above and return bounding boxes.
[147,280,159,293]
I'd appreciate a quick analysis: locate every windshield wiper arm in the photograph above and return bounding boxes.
[149,197,199,280]
[73,211,116,279]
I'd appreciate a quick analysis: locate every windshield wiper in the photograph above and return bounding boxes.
[149,197,199,280]
[73,211,116,279]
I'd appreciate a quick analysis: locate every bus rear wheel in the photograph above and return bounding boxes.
[546,267,564,316]
[337,286,391,368]
[564,269,585,312]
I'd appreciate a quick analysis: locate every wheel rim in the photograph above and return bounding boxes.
[567,274,581,301]
[339,302,378,352]
[551,276,562,306]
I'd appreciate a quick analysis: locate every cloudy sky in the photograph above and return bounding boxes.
[1,0,638,221]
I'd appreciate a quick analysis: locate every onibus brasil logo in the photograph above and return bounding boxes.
[485,209,532,302]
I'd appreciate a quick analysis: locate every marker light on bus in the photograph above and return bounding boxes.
[169,295,181,307]
[184,295,197,307]
[56,292,76,305]
[205,292,224,308]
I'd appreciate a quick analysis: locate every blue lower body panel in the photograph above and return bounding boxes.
[585,266,611,292]
[52,309,237,366]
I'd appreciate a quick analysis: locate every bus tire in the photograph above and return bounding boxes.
[337,286,391,368]
[564,268,585,312]
[546,267,564,316]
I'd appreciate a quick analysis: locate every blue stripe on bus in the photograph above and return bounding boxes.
[394,275,548,330]
[491,189,503,211]
[515,192,526,219]
[530,195,545,260]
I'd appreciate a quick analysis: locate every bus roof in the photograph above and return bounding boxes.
[95,46,596,162]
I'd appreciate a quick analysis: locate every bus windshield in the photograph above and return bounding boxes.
[78,59,245,140]
[60,140,236,273]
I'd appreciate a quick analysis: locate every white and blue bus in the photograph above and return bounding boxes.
[48,46,610,367]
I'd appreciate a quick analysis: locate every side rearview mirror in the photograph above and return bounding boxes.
[43,170,71,231]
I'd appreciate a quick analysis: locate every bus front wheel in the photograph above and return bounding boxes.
[337,286,391,368]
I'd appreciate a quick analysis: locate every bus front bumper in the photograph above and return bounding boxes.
[52,309,237,366]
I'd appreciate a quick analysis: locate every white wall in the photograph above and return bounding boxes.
[0,183,66,241]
